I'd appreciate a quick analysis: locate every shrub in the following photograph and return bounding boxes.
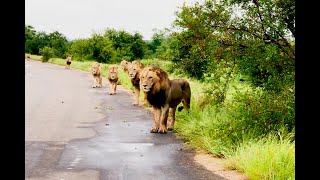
[39,46,54,62]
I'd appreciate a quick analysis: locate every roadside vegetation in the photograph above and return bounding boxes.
[26,0,295,179]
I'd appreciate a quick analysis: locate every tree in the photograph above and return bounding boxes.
[172,0,295,91]
[48,31,68,58]
[68,39,92,61]
[39,46,54,62]
[88,33,115,63]
[104,29,146,60]
[131,32,146,59]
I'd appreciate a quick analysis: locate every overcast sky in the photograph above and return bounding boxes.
[25,0,204,40]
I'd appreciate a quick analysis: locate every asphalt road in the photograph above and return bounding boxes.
[25,60,226,180]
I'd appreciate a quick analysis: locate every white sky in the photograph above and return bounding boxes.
[25,0,204,40]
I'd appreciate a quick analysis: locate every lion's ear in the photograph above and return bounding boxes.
[155,69,161,76]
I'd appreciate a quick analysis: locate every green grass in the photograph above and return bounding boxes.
[225,133,295,180]
[27,54,295,179]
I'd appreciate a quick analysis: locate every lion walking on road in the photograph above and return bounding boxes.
[107,65,119,95]
[140,66,191,133]
[91,62,102,88]
[65,56,72,69]
[120,60,131,75]
[128,60,147,105]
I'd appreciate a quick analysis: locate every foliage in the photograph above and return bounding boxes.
[39,46,54,62]
[225,132,295,180]
[104,28,146,61]
[25,25,68,58]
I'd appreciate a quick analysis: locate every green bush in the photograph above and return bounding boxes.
[39,46,54,62]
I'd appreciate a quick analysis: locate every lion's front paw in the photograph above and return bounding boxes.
[132,102,138,106]
[167,126,173,131]
[139,101,146,106]
[158,126,167,134]
[92,85,96,88]
[150,127,159,133]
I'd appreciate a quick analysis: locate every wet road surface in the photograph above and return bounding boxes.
[25,60,226,180]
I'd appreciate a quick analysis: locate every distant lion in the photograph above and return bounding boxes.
[26,54,31,61]
[107,65,119,95]
[120,60,131,74]
[128,60,146,105]
[140,66,191,133]
[65,56,72,69]
[91,62,102,88]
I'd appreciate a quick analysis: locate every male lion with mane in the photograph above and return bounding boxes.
[140,66,191,133]
[120,60,131,75]
[91,62,102,88]
[128,60,147,105]
[107,65,119,95]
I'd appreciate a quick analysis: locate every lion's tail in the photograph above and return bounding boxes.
[178,80,191,112]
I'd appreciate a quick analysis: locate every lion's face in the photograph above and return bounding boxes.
[120,60,130,71]
[91,63,100,75]
[108,66,118,80]
[140,67,160,92]
[128,63,140,79]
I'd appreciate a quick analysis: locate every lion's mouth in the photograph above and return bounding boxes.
[142,87,150,92]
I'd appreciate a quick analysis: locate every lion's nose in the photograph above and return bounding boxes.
[142,84,147,87]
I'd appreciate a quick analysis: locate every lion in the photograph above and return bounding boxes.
[91,62,102,88]
[140,66,191,133]
[128,60,147,105]
[65,56,72,69]
[26,54,31,61]
[120,60,131,74]
[107,65,119,95]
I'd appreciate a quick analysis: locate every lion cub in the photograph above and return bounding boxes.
[65,56,72,69]
[107,65,119,95]
[91,62,102,88]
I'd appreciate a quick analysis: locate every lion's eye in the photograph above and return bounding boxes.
[148,77,152,80]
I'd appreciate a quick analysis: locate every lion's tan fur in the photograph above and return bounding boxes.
[128,60,146,105]
[120,60,131,74]
[140,66,191,133]
[65,56,72,69]
[91,62,102,88]
[107,65,119,95]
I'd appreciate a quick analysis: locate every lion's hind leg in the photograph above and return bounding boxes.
[167,106,177,131]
